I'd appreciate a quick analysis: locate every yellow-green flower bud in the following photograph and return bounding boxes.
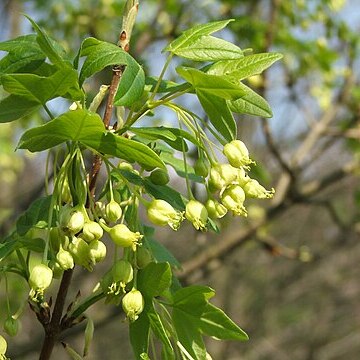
[194,158,209,177]
[118,162,134,171]
[29,264,53,291]
[108,224,142,251]
[105,200,122,223]
[209,164,238,190]
[69,237,90,268]
[0,335,7,357]
[223,140,254,168]
[59,205,85,235]
[122,288,144,322]
[185,200,208,231]
[147,199,184,231]
[236,168,251,187]
[221,185,247,216]
[113,259,134,288]
[56,247,74,270]
[4,316,20,337]
[60,176,72,204]
[205,199,228,219]
[88,240,107,264]
[136,247,153,269]
[149,169,170,185]
[82,221,104,242]
[243,179,275,199]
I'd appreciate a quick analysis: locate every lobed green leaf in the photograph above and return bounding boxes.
[0,95,39,123]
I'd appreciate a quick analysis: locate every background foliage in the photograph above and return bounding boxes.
[0,0,359,359]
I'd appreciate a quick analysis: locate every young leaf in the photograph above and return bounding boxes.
[83,132,166,170]
[146,236,181,269]
[1,66,82,104]
[0,237,18,262]
[199,303,248,341]
[137,262,172,298]
[177,67,245,100]
[197,91,237,142]
[228,83,273,117]
[0,35,46,79]
[129,308,151,360]
[164,19,234,53]
[25,15,67,66]
[16,196,54,236]
[17,109,105,152]
[172,36,243,61]
[0,95,39,123]
[207,52,283,79]
[148,306,173,352]
[78,37,145,106]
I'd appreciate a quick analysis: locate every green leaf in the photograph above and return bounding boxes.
[25,15,66,65]
[145,76,183,93]
[160,152,204,183]
[83,132,166,170]
[0,95,39,123]
[17,109,105,152]
[16,196,54,236]
[148,305,173,352]
[197,91,237,142]
[129,308,150,359]
[1,66,82,104]
[78,38,145,106]
[164,19,234,53]
[177,67,245,100]
[0,237,18,262]
[172,36,243,61]
[143,180,186,210]
[0,35,46,79]
[207,52,283,79]
[228,83,273,117]
[18,237,45,253]
[137,262,172,298]
[199,303,248,341]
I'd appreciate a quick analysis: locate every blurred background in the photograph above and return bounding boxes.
[0,0,360,359]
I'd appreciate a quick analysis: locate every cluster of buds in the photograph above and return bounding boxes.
[202,140,274,219]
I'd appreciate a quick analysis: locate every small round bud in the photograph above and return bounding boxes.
[108,224,143,251]
[88,240,107,264]
[0,335,7,357]
[205,199,228,219]
[209,164,238,190]
[136,247,153,269]
[29,264,53,292]
[118,162,134,171]
[185,200,208,231]
[223,140,254,168]
[194,158,209,177]
[59,205,85,235]
[149,169,170,185]
[147,199,184,231]
[243,179,275,199]
[105,200,122,223]
[4,316,20,337]
[69,237,90,269]
[113,259,134,287]
[82,221,104,242]
[122,288,144,322]
[56,247,74,270]
[221,185,247,216]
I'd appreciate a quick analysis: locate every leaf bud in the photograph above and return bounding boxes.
[205,199,227,219]
[221,185,247,216]
[122,288,144,322]
[149,169,170,185]
[3,316,20,337]
[105,200,122,223]
[185,200,208,231]
[56,247,74,270]
[108,224,143,251]
[0,335,7,357]
[88,240,107,264]
[82,221,104,242]
[208,164,238,190]
[29,264,53,292]
[147,199,184,231]
[223,140,254,168]
[243,179,275,199]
